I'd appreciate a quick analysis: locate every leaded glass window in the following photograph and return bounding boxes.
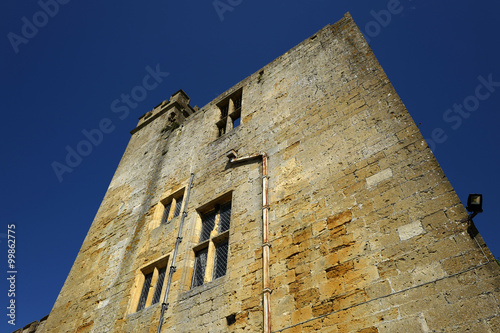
[200,210,216,242]
[151,266,167,305]
[173,195,183,218]
[136,272,153,311]
[219,202,231,233]
[213,240,229,280]
[134,260,168,312]
[162,194,183,224]
[192,248,208,288]
[191,199,232,289]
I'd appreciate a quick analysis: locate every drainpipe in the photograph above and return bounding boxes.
[227,150,271,333]
[157,173,195,333]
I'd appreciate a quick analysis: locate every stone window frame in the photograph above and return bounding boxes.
[129,255,170,313]
[191,193,232,289]
[151,188,185,228]
[216,89,242,137]
[162,192,184,224]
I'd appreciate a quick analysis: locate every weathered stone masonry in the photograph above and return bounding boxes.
[31,13,499,333]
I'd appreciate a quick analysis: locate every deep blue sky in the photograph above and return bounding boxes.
[1,0,499,330]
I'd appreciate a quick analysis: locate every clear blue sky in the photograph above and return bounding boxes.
[1,0,499,330]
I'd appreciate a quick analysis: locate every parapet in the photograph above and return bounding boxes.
[131,89,197,134]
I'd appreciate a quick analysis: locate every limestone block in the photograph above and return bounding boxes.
[366,168,393,188]
[398,221,425,241]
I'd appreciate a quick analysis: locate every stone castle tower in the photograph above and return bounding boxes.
[23,13,500,333]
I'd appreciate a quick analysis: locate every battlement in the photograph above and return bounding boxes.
[131,89,197,134]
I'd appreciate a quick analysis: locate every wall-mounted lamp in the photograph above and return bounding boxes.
[466,193,483,216]
[465,193,489,262]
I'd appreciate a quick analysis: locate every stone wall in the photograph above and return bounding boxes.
[38,13,499,333]
[13,315,48,333]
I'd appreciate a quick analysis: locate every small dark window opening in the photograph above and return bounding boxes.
[218,202,232,233]
[231,109,241,129]
[226,314,236,326]
[233,117,241,128]
[220,104,229,118]
[173,195,183,218]
[200,210,216,242]
[233,96,242,110]
[161,201,172,223]
[217,103,229,137]
[136,272,153,311]
[213,240,229,279]
[192,248,208,288]
[218,123,227,137]
[151,266,167,305]
[231,95,242,129]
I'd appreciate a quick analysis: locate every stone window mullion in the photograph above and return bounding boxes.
[204,210,220,282]
[226,99,235,132]
[212,206,221,238]
[166,198,176,221]
[204,241,216,284]
[145,268,159,308]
